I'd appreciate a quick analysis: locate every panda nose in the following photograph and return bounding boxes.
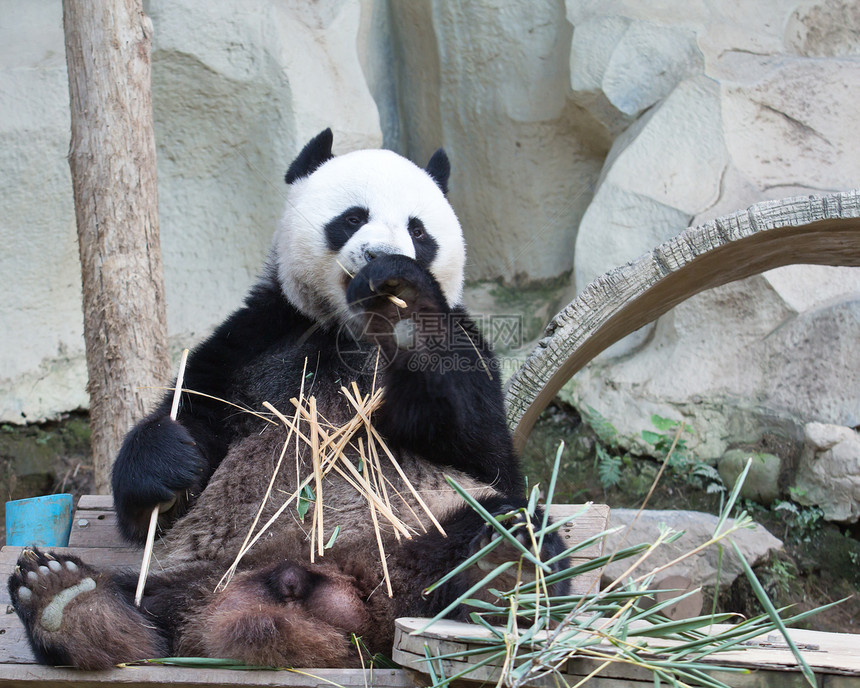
[363,245,395,262]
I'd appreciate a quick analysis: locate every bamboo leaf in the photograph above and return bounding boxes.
[731,540,817,688]
[713,458,752,537]
[415,562,515,633]
[538,441,564,551]
[445,476,551,572]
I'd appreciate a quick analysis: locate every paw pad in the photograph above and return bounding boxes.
[11,548,97,632]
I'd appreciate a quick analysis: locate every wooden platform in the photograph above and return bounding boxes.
[394,618,860,688]
[0,496,610,687]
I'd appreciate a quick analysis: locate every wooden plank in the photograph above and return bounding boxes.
[394,617,860,687]
[70,494,125,548]
[76,495,115,510]
[0,612,37,665]
[546,503,609,596]
[68,508,125,548]
[0,664,421,688]
[548,503,609,559]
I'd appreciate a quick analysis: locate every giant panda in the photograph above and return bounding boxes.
[8,129,566,670]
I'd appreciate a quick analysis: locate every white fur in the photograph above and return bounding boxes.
[274,148,465,325]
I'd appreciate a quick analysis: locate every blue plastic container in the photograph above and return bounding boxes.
[5,494,74,547]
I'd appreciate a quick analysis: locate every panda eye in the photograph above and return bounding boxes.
[346,214,363,226]
[409,219,425,240]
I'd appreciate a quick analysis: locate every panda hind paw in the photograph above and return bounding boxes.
[9,548,165,669]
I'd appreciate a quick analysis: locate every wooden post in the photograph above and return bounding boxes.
[63,0,169,493]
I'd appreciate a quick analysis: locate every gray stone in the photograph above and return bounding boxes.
[602,508,783,590]
[794,423,860,523]
[718,450,781,505]
[389,0,608,285]
[564,0,860,462]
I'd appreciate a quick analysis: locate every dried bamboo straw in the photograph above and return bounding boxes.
[367,435,403,539]
[220,366,307,589]
[361,437,393,596]
[135,348,189,607]
[341,385,447,536]
[217,374,444,593]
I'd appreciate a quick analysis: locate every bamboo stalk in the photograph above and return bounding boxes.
[135,348,188,607]
[309,397,324,560]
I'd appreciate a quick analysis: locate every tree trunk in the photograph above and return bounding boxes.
[63,0,169,493]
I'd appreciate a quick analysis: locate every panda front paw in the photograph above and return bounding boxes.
[111,415,208,543]
[347,254,446,319]
[346,255,448,356]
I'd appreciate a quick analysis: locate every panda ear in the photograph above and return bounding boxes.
[425,148,450,195]
[285,129,334,184]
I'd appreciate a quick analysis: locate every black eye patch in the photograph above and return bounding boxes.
[324,206,370,252]
[409,217,438,267]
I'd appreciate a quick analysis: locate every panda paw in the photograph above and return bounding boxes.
[112,414,208,543]
[346,255,450,359]
[346,254,446,321]
[10,548,96,633]
[9,548,164,669]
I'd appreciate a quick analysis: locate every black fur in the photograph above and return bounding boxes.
[285,128,334,184]
[425,148,451,194]
[408,217,439,266]
[323,206,369,252]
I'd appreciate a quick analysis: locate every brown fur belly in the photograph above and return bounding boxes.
[163,426,498,571]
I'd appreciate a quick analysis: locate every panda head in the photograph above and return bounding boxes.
[273,129,466,327]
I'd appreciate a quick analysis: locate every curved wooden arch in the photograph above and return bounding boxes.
[505,190,860,453]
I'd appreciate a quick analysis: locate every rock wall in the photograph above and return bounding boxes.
[2,0,858,520]
[561,0,860,472]
[0,0,384,422]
